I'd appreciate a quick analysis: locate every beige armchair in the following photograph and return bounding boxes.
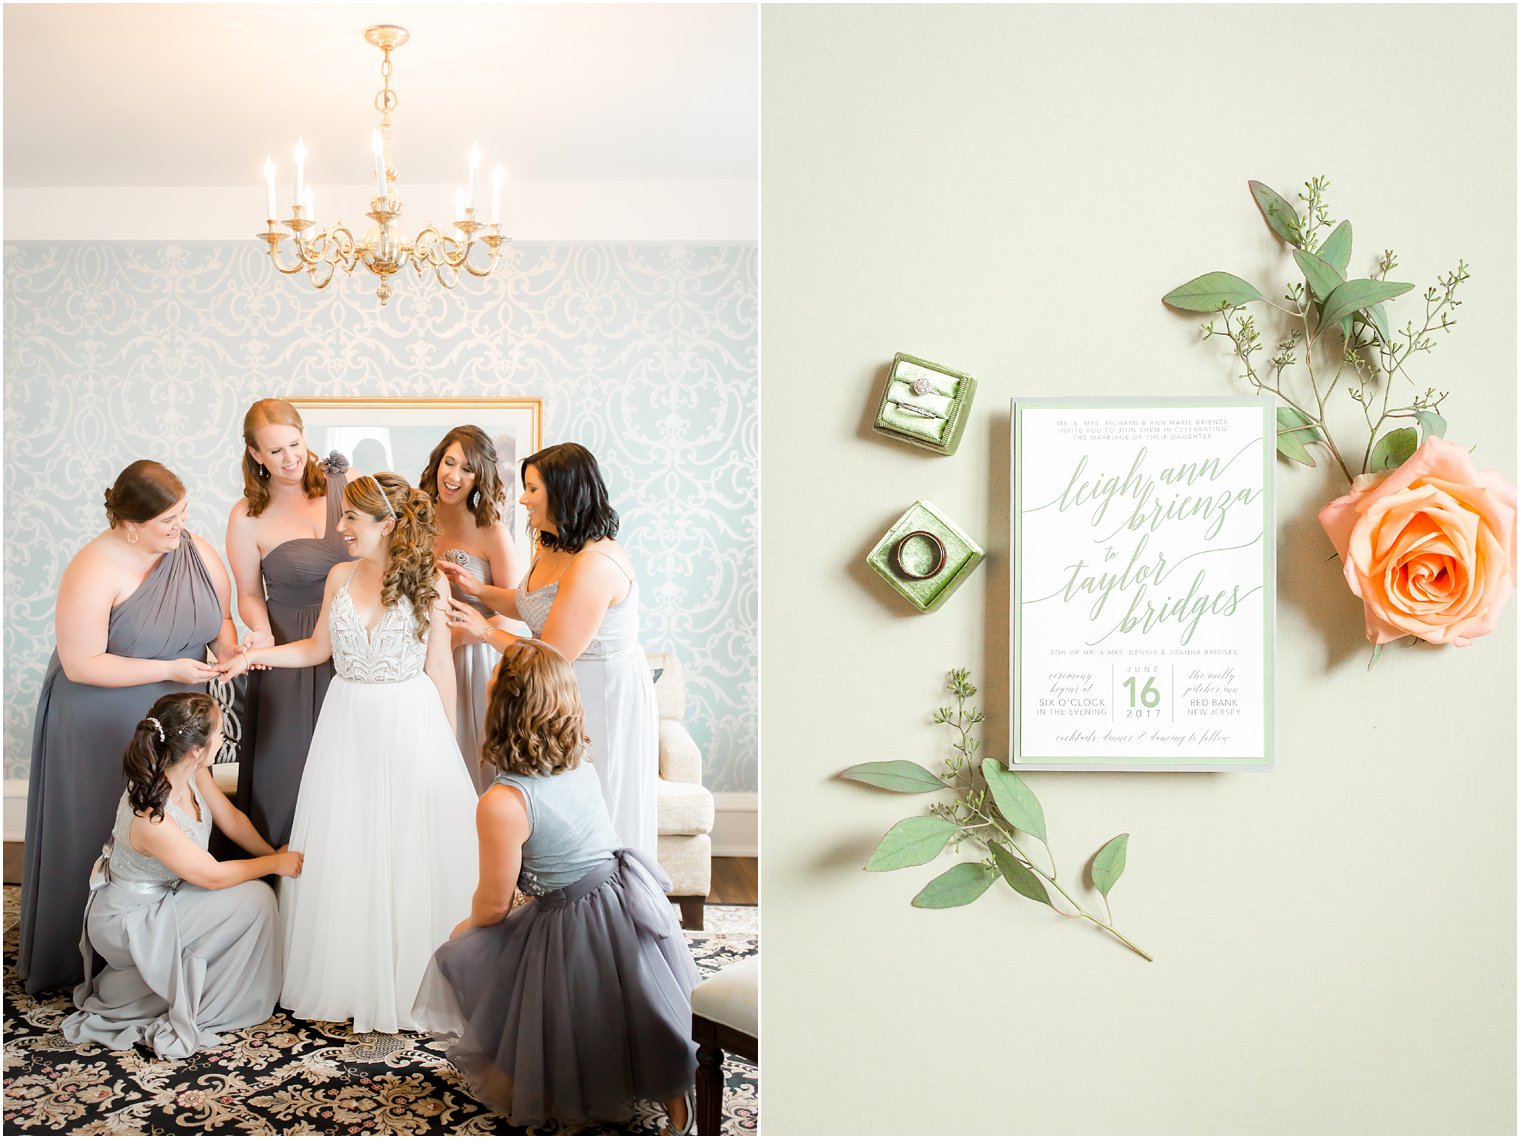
[648,651,715,929]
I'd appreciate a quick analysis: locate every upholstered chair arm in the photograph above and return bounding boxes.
[659,719,703,785]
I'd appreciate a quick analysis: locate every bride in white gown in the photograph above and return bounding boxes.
[220,472,477,1033]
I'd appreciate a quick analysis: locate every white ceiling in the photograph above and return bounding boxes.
[3,3,759,189]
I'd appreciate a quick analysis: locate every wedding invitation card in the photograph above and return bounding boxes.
[1009,398,1274,771]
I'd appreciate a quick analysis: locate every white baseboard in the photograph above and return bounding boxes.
[711,790,757,858]
[4,778,762,859]
[5,780,28,843]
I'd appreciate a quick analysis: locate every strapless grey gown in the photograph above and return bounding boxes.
[517,562,658,857]
[440,547,503,796]
[20,535,224,994]
[236,465,352,847]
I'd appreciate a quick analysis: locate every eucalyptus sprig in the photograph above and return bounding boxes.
[1163,176,1468,485]
[842,668,1152,962]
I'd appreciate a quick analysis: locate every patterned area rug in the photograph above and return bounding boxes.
[2,888,758,1135]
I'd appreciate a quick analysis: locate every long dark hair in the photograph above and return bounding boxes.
[123,693,220,823]
[522,443,619,553]
[419,425,506,529]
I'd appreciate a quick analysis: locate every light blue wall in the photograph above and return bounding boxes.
[3,240,758,792]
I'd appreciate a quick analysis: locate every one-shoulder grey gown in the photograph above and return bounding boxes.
[19,535,224,994]
[234,464,352,848]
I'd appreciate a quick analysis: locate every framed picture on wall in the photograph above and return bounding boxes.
[1009,396,1275,772]
[292,397,543,567]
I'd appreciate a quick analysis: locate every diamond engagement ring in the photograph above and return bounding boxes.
[909,375,947,398]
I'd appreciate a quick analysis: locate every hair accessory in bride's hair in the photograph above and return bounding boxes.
[370,475,398,520]
[144,717,166,743]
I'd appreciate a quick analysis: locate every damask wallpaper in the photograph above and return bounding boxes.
[2,240,758,792]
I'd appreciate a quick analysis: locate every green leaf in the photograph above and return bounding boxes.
[1370,427,1419,472]
[911,862,996,909]
[1319,220,1353,273]
[1319,279,1415,331]
[1293,248,1345,303]
[981,758,1047,841]
[1248,180,1302,246]
[1162,272,1264,312]
[1275,407,1319,467]
[864,816,958,871]
[1415,410,1447,440]
[1091,834,1130,899]
[840,760,945,793]
[1367,642,1385,671]
[990,842,1051,907]
[1364,303,1391,344]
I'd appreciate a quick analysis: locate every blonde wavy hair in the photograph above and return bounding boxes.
[480,639,589,778]
[344,472,440,640]
[242,399,325,517]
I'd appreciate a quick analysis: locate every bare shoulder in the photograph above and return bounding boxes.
[480,781,529,826]
[567,538,634,584]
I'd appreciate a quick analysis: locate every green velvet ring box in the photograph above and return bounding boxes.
[872,353,978,455]
[867,500,985,612]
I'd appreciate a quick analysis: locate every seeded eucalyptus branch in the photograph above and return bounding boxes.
[841,668,1152,962]
[1163,176,1467,485]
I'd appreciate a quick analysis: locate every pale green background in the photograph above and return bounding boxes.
[761,5,1515,1135]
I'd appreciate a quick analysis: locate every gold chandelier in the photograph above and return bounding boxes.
[258,25,507,305]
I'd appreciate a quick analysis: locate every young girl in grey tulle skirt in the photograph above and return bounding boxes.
[64,692,301,1059]
[413,638,698,1133]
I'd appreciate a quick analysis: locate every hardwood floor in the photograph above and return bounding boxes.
[4,842,757,904]
[709,856,757,905]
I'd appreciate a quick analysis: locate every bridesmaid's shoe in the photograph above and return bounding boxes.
[661,1087,696,1135]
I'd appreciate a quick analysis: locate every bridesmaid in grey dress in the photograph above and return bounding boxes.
[20,460,242,995]
[412,640,695,1132]
[442,443,658,857]
[420,425,524,794]
[225,399,353,846]
[65,692,300,1059]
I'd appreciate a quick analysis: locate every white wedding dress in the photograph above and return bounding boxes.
[279,568,478,1033]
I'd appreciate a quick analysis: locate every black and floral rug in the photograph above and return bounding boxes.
[2,888,758,1135]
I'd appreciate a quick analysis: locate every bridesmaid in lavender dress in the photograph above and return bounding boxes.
[19,461,242,994]
[419,425,524,794]
[225,399,353,847]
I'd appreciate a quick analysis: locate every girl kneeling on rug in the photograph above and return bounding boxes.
[413,639,698,1134]
[64,693,301,1060]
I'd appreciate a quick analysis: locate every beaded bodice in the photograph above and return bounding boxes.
[331,572,429,684]
[107,782,210,886]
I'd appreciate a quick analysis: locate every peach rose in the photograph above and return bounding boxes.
[1318,436,1517,647]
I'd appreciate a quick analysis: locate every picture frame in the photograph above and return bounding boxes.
[1008,396,1275,772]
[291,397,543,567]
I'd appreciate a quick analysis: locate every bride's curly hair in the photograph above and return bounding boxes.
[480,640,590,778]
[344,472,440,640]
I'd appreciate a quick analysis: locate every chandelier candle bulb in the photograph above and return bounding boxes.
[372,131,386,197]
[467,143,480,210]
[491,164,504,226]
[263,157,276,220]
[293,138,306,206]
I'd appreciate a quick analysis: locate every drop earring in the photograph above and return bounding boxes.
[258,463,269,479]
[127,528,139,545]
[469,488,480,509]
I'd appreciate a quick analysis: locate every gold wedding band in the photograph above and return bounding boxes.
[891,530,947,580]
